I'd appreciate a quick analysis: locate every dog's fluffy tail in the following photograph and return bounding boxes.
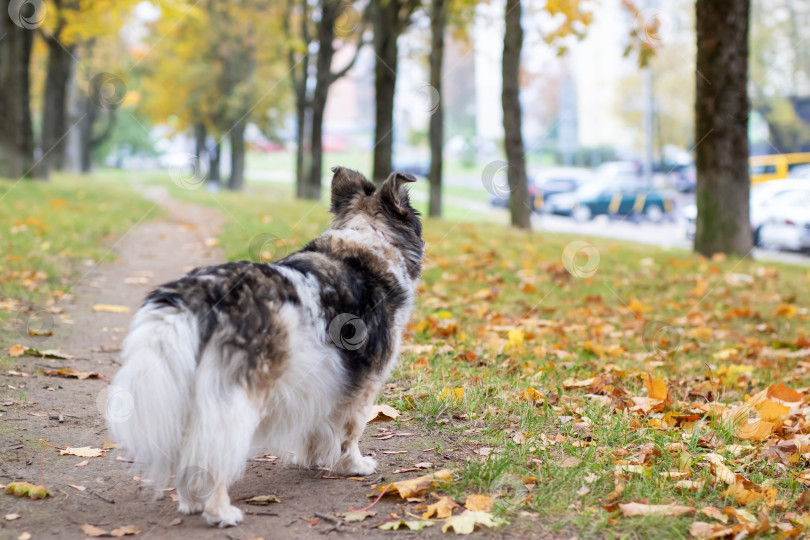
[107,302,199,490]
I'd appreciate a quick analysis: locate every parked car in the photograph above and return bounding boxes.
[490,167,594,211]
[668,165,696,193]
[757,191,810,252]
[683,179,810,244]
[545,176,675,222]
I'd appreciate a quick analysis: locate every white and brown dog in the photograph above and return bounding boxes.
[107,168,423,526]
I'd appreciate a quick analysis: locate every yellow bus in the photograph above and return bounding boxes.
[749,153,810,184]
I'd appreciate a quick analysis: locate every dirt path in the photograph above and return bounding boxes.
[0,189,525,540]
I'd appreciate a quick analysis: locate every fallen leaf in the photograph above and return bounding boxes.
[4,482,50,500]
[5,513,20,521]
[381,469,453,499]
[75,460,89,467]
[723,482,776,507]
[110,525,140,537]
[16,348,73,360]
[559,456,581,468]
[69,484,86,491]
[464,494,494,512]
[244,494,281,505]
[366,404,400,423]
[60,446,105,458]
[8,344,25,357]
[618,502,695,517]
[441,510,499,534]
[700,507,728,523]
[767,382,802,403]
[642,374,668,402]
[336,510,376,522]
[18,534,32,540]
[689,521,734,539]
[92,304,131,313]
[44,368,101,380]
[518,387,543,403]
[735,420,774,442]
[378,520,434,531]
[79,524,108,537]
[753,399,790,422]
[422,496,459,519]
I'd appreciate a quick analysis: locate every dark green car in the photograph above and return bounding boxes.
[544,178,675,222]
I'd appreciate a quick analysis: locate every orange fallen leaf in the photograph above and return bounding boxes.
[735,420,774,442]
[8,344,25,357]
[618,502,694,517]
[642,374,668,402]
[464,494,494,512]
[723,482,776,507]
[421,496,458,519]
[79,524,108,537]
[379,469,453,499]
[517,387,542,403]
[767,383,802,403]
[110,524,140,537]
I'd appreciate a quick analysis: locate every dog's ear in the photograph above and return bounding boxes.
[330,166,375,214]
[380,171,417,215]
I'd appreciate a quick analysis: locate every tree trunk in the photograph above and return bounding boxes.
[228,118,246,190]
[502,0,531,230]
[79,96,96,173]
[371,0,399,185]
[209,140,221,183]
[428,0,446,218]
[41,31,75,177]
[694,0,752,256]
[0,7,36,179]
[194,122,207,174]
[288,0,311,199]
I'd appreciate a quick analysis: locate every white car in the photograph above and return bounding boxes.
[684,179,810,244]
[758,192,810,252]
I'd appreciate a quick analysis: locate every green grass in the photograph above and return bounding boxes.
[165,181,810,538]
[0,172,159,325]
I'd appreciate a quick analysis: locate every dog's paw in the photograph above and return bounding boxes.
[178,500,204,515]
[203,505,244,528]
[349,455,377,476]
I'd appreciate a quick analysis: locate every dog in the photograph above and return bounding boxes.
[106,167,423,527]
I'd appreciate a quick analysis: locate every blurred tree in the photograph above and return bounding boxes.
[370,0,421,185]
[427,0,447,218]
[502,0,592,230]
[0,0,36,179]
[760,97,810,153]
[694,0,752,256]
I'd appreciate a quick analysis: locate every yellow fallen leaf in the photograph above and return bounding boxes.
[8,344,25,357]
[518,387,542,403]
[753,399,790,422]
[4,482,50,500]
[110,524,140,537]
[506,329,524,349]
[422,496,458,519]
[441,510,498,534]
[723,482,776,507]
[689,521,734,539]
[60,446,105,458]
[642,374,668,402]
[735,420,774,442]
[440,386,464,404]
[79,524,108,537]
[618,502,695,517]
[464,494,494,512]
[336,510,376,522]
[244,494,281,505]
[92,304,131,313]
[382,469,453,499]
[378,520,433,531]
[367,404,400,423]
